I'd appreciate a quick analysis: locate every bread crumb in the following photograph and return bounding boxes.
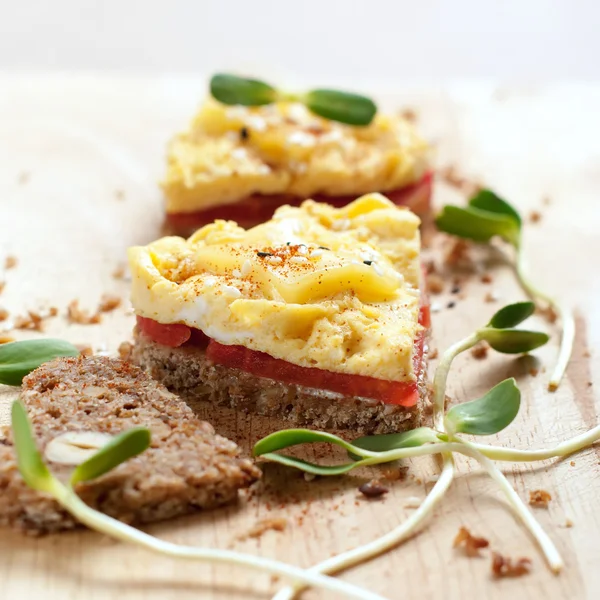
[14,311,45,332]
[426,273,445,295]
[0,282,5,294]
[480,273,493,284]
[0,308,8,322]
[445,239,472,267]
[67,300,102,325]
[529,489,552,508]
[538,305,558,324]
[428,348,439,360]
[529,210,542,223]
[4,256,17,270]
[471,341,490,360]
[424,259,437,275]
[564,518,573,528]
[10,306,58,332]
[382,466,408,482]
[491,553,531,578]
[439,165,465,188]
[438,166,483,196]
[118,341,133,361]
[358,480,389,498]
[583,350,591,358]
[75,345,94,357]
[0,334,15,344]
[484,291,498,303]
[399,108,418,123]
[570,461,575,467]
[529,368,539,377]
[241,517,287,540]
[453,526,490,557]
[112,265,126,280]
[98,295,121,313]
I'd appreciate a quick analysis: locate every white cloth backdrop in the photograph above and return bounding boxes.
[0,0,598,80]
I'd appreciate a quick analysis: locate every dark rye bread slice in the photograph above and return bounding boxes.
[0,356,260,535]
[132,331,429,436]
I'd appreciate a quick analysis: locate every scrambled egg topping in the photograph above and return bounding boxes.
[162,99,429,213]
[129,194,422,382]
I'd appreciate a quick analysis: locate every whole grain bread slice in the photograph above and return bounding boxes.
[0,356,261,535]
[132,331,429,436]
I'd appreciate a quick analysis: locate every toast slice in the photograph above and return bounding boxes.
[129,195,430,435]
[0,356,260,534]
[132,329,428,435]
[163,97,431,233]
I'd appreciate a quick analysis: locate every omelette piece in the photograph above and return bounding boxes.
[163,98,432,236]
[129,194,430,435]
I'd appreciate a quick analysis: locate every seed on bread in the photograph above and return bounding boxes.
[44,431,114,465]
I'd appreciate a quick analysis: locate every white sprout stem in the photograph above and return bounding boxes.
[432,333,481,431]
[455,438,564,573]
[48,481,383,600]
[271,454,455,600]
[354,421,600,465]
[470,423,600,461]
[515,248,575,391]
[270,333,470,600]
[265,416,600,599]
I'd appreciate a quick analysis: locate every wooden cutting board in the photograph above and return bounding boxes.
[0,76,598,600]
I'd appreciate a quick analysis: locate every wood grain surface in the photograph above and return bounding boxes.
[0,76,599,600]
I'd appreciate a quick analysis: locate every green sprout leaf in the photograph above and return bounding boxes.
[209,73,377,127]
[304,89,377,126]
[488,302,536,329]
[435,205,521,246]
[11,401,53,492]
[253,428,362,457]
[253,429,378,476]
[258,453,359,476]
[479,328,549,354]
[469,189,522,227]
[445,378,521,436]
[0,339,80,386]
[349,427,439,460]
[70,428,151,485]
[210,73,277,106]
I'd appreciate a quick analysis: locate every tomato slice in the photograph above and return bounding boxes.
[136,316,191,347]
[166,172,433,234]
[205,340,421,406]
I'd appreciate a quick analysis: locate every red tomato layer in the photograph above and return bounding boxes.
[136,300,430,406]
[205,330,425,407]
[166,171,433,234]
[136,316,192,347]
